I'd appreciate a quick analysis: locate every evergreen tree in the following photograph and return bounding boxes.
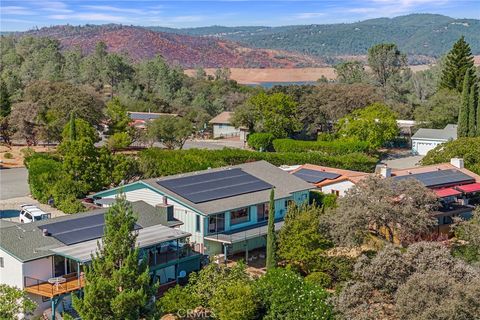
[69,112,77,141]
[72,196,155,319]
[458,70,471,137]
[0,80,11,117]
[468,83,478,137]
[477,87,480,137]
[440,36,475,93]
[266,188,277,270]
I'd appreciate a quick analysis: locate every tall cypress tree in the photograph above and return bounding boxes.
[468,83,478,137]
[440,36,475,93]
[266,188,277,270]
[72,196,155,319]
[458,70,471,138]
[0,80,11,117]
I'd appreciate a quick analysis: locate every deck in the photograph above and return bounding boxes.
[24,273,85,298]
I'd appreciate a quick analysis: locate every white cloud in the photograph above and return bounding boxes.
[40,1,73,13]
[81,5,145,15]
[168,15,205,23]
[49,13,126,22]
[1,6,35,15]
[296,12,325,19]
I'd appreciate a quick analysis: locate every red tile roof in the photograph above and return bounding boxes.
[434,188,462,198]
[457,183,480,193]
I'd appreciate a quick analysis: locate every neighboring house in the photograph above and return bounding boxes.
[128,111,178,129]
[0,201,201,319]
[291,164,368,197]
[209,111,247,139]
[386,158,480,234]
[411,124,457,155]
[91,161,312,260]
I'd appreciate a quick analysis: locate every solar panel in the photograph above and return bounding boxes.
[157,168,273,203]
[293,168,341,183]
[393,169,475,188]
[40,213,142,245]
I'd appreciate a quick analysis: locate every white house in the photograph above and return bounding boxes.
[91,161,312,260]
[411,124,457,155]
[209,111,243,139]
[0,201,201,319]
[290,164,368,197]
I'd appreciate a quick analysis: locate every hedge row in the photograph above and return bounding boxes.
[247,133,274,151]
[138,148,378,178]
[272,139,371,154]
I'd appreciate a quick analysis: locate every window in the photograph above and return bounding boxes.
[208,213,225,233]
[257,203,269,222]
[230,207,250,226]
[284,200,293,209]
[195,215,201,233]
[331,190,340,196]
[0,257,4,268]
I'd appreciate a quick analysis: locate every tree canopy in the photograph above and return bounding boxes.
[440,36,476,93]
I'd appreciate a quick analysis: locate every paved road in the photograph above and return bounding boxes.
[0,167,29,200]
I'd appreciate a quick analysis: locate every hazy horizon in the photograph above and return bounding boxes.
[1,0,479,32]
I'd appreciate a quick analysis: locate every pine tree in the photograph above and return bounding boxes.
[440,36,475,93]
[467,83,478,137]
[458,70,471,138]
[69,112,77,141]
[477,86,480,137]
[72,196,155,320]
[266,188,277,270]
[0,80,11,117]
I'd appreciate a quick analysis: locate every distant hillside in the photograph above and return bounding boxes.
[149,14,480,59]
[18,25,324,68]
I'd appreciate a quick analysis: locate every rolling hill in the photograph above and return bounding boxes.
[18,24,324,68]
[149,14,480,59]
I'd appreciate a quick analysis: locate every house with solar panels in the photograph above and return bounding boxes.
[91,161,312,259]
[291,164,368,196]
[127,111,178,129]
[386,158,480,234]
[0,201,202,319]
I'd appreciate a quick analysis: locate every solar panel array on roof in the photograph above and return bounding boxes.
[39,213,141,245]
[128,113,162,121]
[393,169,475,188]
[293,168,341,183]
[157,168,273,204]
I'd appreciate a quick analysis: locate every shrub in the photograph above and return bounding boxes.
[3,152,13,159]
[20,147,35,158]
[272,138,371,154]
[247,133,274,151]
[106,132,132,151]
[305,272,332,288]
[138,148,378,178]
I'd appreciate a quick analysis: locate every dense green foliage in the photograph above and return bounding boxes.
[155,14,480,58]
[272,138,371,154]
[72,197,155,319]
[421,137,480,175]
[453,209,480,263]
[367,43,406,90]
[266,188,277,270]
[246,132,274,151]
[146,115,193,149]
[0,284,37,319]
[137,148,378,178]
[337,103,399,148]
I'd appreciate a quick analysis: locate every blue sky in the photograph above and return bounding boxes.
[1,0,478,31]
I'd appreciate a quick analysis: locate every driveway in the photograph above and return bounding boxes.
[0,167,30,200]
[382,155,424,169]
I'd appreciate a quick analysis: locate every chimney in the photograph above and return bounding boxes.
[380,165,391,178]
[450,158,464,169]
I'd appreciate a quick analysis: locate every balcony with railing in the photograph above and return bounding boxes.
[24,272,84,298]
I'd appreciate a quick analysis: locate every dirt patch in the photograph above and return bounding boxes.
[0,145,56,168]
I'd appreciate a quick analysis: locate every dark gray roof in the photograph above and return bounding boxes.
[128,112,176,121]
[0,201,181,262]
[412,124,457,141]
[143,160,312,215]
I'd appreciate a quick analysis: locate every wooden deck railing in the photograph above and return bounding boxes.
[24,273,85,298]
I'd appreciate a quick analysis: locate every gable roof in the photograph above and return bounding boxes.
[142,161,312,215]
[209,111,234,125]
[0,201,180,263]
[412,124,457,141]
[291,164,368,187]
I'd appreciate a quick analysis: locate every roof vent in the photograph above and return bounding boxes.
[42,229,49,237]
[407,171,412,175]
